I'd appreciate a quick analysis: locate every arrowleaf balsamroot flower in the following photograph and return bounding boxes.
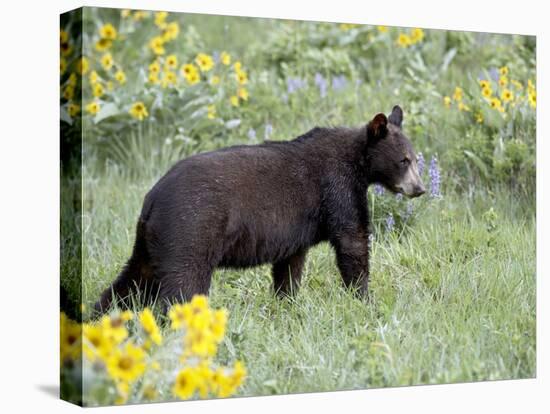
[100,23,117,40]
[138,308,162,346]
[86,101,100,115]
[107,342,146,383]
[129,101,149,121]
[196,53,214,72]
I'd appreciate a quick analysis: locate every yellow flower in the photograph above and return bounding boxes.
[443,96,451,108]
[142,384,158,401]
[83,323,112,361]
[67,72,77,87]
[60,58,67,74]
[377,25,388,33]
[165,54,178,69]
[63,85,74,101]
[230,95,240,107]
[60,42,73,57]
[475,112,483,124]
[115,70,126,84]
[161,71,178,88]
[238,87,249,101]
[207,105,216,119]
[210,75,220,86]
[527,79,535,92]
[489,97,504,112]
[100,23,117,40]
[181,64,200,85]
[68,103,80,117]
[155,11,168,28]
[499,66,509,76]
[410,28,424,44]
[149,61,161,75]
[60,30,69,44]
[501,88,514,103]
[478,79,490,89]
[458,102,470,112]
[149,72,160,84]
[107,342,146,383]
[173,367,198,400]
[511,79,523,90]
[115,382,130,405]
[190,294,209,311]
[397,33,411,48]
[121,9,131,18]
[129,101,149,121]
[95,38,112,51]
[210,309,228,342]
[498,76,508,87]
[452,86,463,102]
[77,57,89,75]
[133,10,149,21]
[93,82,104,98]
[236,70,248,85]
[220,51,231,65]
[168,303,190,329]
[89,70,99,84]
[101,314,129,344]
[196,53,214,72]
[234,61,242,72]
[60,313,81,363]
[528,91,536,108]
[86,101,100,115]
[149,36,165,55]
[186,72,200,85]
[162,22,180,41]
[481,86,492,98]
[101,53,114,71]
[139,308,162,344]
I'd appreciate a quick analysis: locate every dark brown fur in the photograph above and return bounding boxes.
[95,106,424,313]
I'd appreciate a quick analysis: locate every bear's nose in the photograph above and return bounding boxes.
[414,184,426,197]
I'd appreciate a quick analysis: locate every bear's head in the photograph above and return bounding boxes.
[366,105,426,198]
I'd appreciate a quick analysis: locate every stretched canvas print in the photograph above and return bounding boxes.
[60,6,536,407]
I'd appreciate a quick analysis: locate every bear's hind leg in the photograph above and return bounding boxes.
[272,248,308,297]
[155,262,216,312]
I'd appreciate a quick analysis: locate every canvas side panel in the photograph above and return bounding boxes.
[60,7,84,407]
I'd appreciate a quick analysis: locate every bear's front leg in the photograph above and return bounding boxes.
[272,247,308,297]
[332,234,370,296]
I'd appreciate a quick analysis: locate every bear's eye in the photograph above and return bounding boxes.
[400,158,410,166]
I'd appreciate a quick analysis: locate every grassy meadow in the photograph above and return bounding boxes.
[60,8,536,406]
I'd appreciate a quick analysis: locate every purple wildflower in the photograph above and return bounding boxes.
[332,75,347,91]
[429,156,441,197]
[489,67,499,82]
[314,73,327,98]
[373,184,385,195]
[385,213,395,232]
[264,123,273,141]
[395,193,403,201]
[417,152,425,176]
[287,77,307,94]
[247,128,257,141]
[405,202,414,219]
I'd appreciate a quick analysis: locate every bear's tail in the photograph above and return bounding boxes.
[93,218,157,316]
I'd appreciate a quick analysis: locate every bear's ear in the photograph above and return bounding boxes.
[388,105,403,128]
[367,113,388,140]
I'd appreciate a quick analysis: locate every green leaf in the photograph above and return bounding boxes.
[94,103,121,124]
[60,106,72,125]
[464,150,489,179]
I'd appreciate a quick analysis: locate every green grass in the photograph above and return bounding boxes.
[78,160,535,396]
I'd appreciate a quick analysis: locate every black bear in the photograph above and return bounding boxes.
[95,105,425,313]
